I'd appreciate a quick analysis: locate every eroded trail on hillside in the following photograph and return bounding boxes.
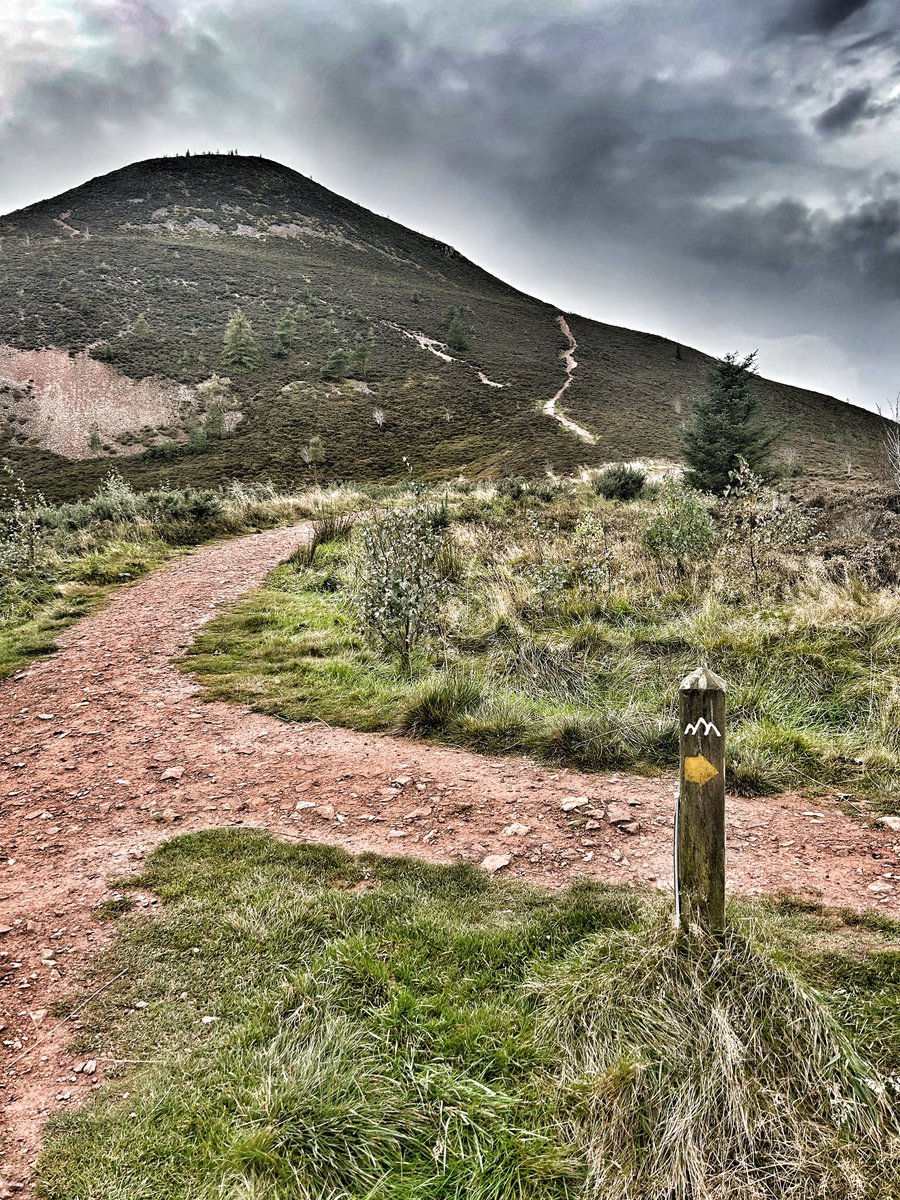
[543,315,596,443]
[2,527,898,1186]
[383,322,506,387]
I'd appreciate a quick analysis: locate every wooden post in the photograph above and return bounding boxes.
[676,666,726,934]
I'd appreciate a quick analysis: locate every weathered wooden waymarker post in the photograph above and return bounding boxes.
[675,666,726,934]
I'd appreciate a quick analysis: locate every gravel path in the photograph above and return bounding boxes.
[2,522,898,1189]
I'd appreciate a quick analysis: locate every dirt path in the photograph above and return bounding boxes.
[383,322,506,388]
[2,525,898,1188]
[543,315,596,443]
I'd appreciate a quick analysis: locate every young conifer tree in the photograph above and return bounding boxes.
[321,348,350,381]
[222,309,258,368]
[681,351,777,493]
[274,307,297,357]
[447,314,469,352]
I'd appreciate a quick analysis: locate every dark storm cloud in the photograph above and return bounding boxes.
[262,3,897,302]
[815,85,873,132]
[692,195,900,296]
[1,0,899,408]
[0,8,233,178]
[774,0,875,36]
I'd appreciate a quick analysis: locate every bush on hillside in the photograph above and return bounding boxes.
[592,464,646,501]
[497,476,527,501]
[642,478,718,581]
[496,476,562,503]
[719,458,813,594]
[531,477,563,502]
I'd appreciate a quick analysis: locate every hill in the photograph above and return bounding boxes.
[0,153,889,498]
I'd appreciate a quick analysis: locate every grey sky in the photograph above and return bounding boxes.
[1,0,899,411]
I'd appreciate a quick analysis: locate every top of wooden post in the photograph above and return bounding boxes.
[680,666,726,693]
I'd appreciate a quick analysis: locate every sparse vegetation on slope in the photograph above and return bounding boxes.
[185,479,900,807]
[35,829,900,1199]
[0,154,892,499]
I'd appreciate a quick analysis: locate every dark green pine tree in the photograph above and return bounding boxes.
[446,315,469,352]
[349,336,371,378]
[320,347,350,381]
[681,351,777,494]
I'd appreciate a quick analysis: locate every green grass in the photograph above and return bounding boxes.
[0,540,180,679]
[184,486,900,809]
[0,474,322,679]
[35,829,900,1199]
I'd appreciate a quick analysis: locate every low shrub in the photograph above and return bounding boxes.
[531,478,563,502]
[351,506,448,676]
[592,463,646,501]
[642,478,718,581]
[496,476,527,500]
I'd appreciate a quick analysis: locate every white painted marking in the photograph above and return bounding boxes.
[683,718,721,737]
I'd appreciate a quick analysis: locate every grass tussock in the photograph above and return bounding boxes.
[286,509,356,569]
[35,829,900,1200]
[536,922,897,1200]
[399,668,485,734]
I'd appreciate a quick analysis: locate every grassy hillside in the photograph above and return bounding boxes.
[0,153,890,499]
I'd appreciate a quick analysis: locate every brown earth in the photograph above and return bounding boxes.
[2,523,899,1192]
[0,345,195,458]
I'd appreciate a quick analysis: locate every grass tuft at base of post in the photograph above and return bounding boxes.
[536,920,898,1200]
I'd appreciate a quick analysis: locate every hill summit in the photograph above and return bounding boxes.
[0,153,888,496]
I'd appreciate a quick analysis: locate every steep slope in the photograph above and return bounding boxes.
[0,153,889,497]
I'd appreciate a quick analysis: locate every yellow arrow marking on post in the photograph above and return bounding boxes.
[684,754,719,785]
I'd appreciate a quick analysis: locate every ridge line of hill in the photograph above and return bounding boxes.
[0,152,891,495]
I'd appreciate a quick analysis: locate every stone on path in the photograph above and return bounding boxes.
[502,823,531,837]
[481,853,511,874]
[559,796,589,812]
